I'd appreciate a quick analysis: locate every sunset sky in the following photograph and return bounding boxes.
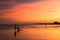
[0,0,60,24]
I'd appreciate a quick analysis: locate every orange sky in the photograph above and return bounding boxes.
[0,0,60,23]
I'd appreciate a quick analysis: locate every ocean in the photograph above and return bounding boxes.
[0,25,60,40]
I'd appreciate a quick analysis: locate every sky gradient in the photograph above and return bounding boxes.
[0,0,60,24]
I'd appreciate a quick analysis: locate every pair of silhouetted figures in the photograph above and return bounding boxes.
[14,24,23,37]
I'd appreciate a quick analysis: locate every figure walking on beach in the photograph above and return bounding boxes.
[14,24,20,37]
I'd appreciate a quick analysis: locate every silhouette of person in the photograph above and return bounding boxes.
[17,26,20,33]
[14,24,16,29]
[14,24,20,37]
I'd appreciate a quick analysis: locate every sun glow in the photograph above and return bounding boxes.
[1,0,60,23]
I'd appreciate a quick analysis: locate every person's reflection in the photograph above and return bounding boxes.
[14,30,16,37]
[14,24,17,37]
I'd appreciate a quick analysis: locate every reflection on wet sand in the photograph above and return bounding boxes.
[1,26,60,40]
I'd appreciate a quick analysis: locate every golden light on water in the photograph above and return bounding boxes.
[16,28,60,40]
[0,26,60,40]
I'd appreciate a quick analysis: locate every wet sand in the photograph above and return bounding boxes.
[0,27,60,40]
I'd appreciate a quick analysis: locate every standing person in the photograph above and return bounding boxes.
[17,26,20,33]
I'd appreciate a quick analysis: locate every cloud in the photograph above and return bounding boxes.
[0,18,11,24]
[0,0,15,2]
[0,0,44,10]
[0,0,15,10]
[0,17,17,24]
[16,0,41,3]
[0,10,13,16]
[0,0,44,16]
[0,3,13,10]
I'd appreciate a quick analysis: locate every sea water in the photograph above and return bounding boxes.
[0,25,60,40]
